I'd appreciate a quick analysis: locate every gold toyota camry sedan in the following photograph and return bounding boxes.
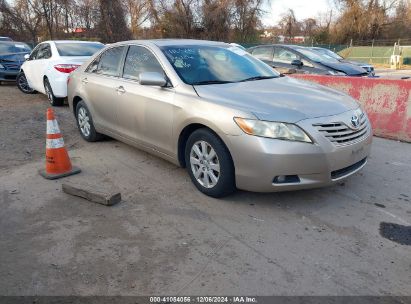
[67,39,372,197]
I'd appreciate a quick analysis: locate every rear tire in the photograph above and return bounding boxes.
[44,78,64,106]
[16,72,36,94]
[185,128,236,198]
[75,100,104,142]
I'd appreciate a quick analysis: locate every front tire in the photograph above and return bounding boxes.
[16,72,36,94]
[44,78,64,106]
[76,100,104,142]
[185,129,235,198]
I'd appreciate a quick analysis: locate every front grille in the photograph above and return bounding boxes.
[331,158,367,180]
[313,113,369,145]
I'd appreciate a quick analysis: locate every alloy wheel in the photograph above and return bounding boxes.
[18,74,33,93]
[78,107,91,137]
[190,140,220,188]
[45,82,53,104]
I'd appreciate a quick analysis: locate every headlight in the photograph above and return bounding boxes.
[234,117,312,143]
[0,63,4,69]
[328,70,346,76]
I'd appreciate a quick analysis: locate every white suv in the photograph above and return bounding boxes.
[17,40,104,106]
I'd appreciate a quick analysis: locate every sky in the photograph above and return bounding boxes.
[262,0,334,26]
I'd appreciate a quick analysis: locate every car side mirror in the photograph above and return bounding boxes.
[139,72,167,87]
[291,59,303,67]
[24,54,30,61]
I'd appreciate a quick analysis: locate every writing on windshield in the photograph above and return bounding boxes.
[161,45,279,85]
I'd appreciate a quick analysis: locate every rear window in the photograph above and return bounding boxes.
[55,42,104,56]
[0,42,31,54]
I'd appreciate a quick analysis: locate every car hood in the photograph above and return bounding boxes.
[320,60,367,75]
[194,76,359,123]
[0,52,28,64]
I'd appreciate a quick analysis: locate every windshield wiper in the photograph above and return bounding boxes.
[238,75,278,82]
[192,80,234,85]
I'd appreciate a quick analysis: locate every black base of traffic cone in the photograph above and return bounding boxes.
[39,166,81,180]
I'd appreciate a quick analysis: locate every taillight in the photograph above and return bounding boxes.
[54,64,80,73]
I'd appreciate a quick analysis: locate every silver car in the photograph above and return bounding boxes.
[68,39,372,197]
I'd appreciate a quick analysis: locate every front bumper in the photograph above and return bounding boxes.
[0,70,19,81]
[226,112,372,192]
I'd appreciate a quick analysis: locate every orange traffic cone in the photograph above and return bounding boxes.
[39,108,81,180]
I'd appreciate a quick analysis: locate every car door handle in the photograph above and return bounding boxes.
[81,78,88,84]
[116,86,126,94]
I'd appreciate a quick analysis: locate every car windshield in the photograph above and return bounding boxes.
[295,48,339,63]
[161,45,279,85]
[55,42,104,56]
[312,48,343,60]
[0,42,31,54]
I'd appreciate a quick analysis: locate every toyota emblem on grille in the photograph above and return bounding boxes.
[351,115,360,129]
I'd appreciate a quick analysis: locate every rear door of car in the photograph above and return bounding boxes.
[81,45,127,133]
[116,45,175,154]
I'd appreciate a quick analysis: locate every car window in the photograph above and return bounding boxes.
[37,44,52,59]
[94,46,125,77]
[29,45,41,60]
[55,42,104,56]
[251,46,273,61]
[296,48,339,63]
[273,48,298,64]
[86,56,100,73]
[122,46,164,80]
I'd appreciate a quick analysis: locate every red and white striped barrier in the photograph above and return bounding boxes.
[290,74,411,143]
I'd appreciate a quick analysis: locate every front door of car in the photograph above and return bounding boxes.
[272,47,301,74]
[299,58,328,75]
[82,46,127,133]
[22,44,40,89]
[115,45,175,155]
[23,43,51,92]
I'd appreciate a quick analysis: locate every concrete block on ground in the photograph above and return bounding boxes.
[62,182,121,206]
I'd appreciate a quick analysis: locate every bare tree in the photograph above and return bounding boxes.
[98,0,132,42]
[232,0,263,42]
[201,0,231,41]
[123,0,150,38]
[75,0,99,31]
[301,18,317,38]
[278,8,299,40]
[150,0,199,38]
[0,0,42,43]
[331,0,398,43]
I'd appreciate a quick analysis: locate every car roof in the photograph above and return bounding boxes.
[250,44,306,50]
[107,39,228,48]
[0,41,29,45]
[41,40,104,44]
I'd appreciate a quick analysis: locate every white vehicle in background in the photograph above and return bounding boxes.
[17,40,104,106]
